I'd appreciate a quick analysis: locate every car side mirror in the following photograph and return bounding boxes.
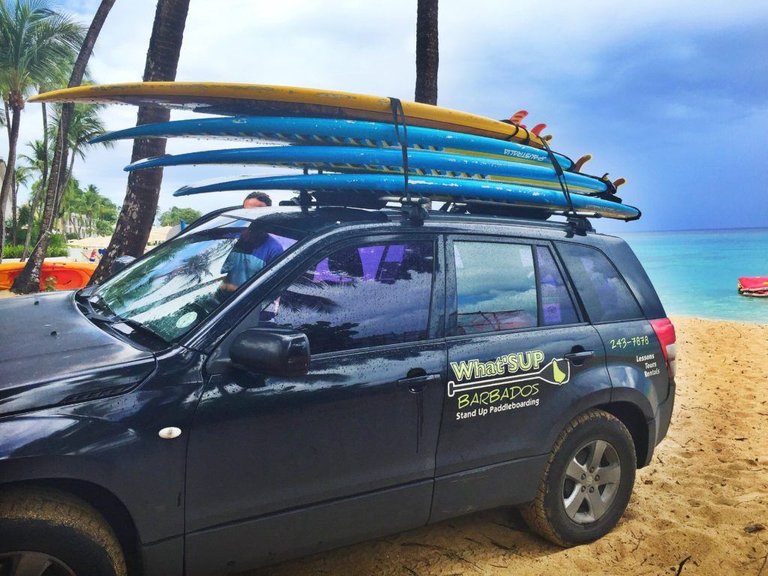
[229,328,310,377]
[111,255,136,276]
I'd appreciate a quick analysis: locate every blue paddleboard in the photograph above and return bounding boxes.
[92,116,575,170]
[127,145,610,195]
[173,173,639,221]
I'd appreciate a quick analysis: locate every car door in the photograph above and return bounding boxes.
[184,233,446,575]
[431,236,612,521]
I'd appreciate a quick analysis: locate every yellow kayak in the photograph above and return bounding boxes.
[29,82,545,147]
[0,261,97,291]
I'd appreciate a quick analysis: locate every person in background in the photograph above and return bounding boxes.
[243,191,272,208]
[215,191,280,297]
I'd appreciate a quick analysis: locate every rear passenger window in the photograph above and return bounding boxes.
[451,241,578,335]
[454,242,537,334]
[557,243,643,322]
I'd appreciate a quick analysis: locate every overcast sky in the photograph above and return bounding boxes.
[7,0,768,232]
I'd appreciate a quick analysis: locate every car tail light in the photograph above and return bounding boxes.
[650,318,676,379]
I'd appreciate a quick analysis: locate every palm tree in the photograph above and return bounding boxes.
[49,102,112,213]
[90,0,191,286]
[415,0,439,105]
[17,138,49,258]
[10,160,30,242]
[0,0,84,261]
[12,0,115,292]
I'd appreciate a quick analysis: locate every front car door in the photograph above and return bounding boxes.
[184,233,446,574]
[432,235,612,520]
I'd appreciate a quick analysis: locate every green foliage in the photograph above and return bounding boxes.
[48,232,68,255]
[2,244,26,258]
[159,206,202,227]
[2,235,67,258]
[0,0,85,102]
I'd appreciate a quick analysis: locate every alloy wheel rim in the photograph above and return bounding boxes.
[0,551,76,576]
[562,439,622,524]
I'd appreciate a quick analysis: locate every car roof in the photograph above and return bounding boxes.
[218,204,616,244]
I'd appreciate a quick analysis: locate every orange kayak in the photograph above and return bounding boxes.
[0,261,97,291]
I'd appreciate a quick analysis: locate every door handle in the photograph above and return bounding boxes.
[397,373,441,393]
[564,348,594,366]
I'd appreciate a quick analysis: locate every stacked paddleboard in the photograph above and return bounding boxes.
[30,82,639,221]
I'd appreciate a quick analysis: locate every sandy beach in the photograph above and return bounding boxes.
[0,291,765,574]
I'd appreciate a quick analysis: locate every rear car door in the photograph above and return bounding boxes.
[184,233,446,574]
[432,236,612,520]
[556,242,673,453]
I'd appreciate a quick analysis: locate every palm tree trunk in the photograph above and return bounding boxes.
[12,0,116,293]
[20,196,37,261]
[11,173,18,245]
[415,0,439,105]
[0,104,22,263]
[90,0,191,285]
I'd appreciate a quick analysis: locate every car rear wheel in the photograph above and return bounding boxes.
[521,409,636,546]
[0,488,127,576]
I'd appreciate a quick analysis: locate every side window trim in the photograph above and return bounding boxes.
[536,242,586,326]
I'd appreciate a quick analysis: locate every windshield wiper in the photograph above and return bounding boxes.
[109,317,168,346]
[79,303,168,347]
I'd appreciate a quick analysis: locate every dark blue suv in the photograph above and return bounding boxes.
[0,206,676,576]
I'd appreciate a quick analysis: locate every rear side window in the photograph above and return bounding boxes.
[451,241,578,335]
[268,240,435,354]
[558,243,643,323]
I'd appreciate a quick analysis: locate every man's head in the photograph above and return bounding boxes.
[243,191,272,209]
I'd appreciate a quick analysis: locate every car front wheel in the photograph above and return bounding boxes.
[0,488,127,576]
[521,409,637,546]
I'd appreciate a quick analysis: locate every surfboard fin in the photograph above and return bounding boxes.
[507,110,528,126]
[613,177,627,189]
[530,123,546,136]
[572,154,592,173]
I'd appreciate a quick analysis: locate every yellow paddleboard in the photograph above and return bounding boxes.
[29,82,545,148]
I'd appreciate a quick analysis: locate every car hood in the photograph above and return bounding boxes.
[0,291,156,416]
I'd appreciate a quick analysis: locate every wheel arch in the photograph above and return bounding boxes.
[1,478,143,576]
[598,401,651,468]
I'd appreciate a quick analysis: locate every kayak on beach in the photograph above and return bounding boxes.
[0,261,96,291]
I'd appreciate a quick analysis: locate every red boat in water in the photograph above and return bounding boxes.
[738,277,768,298]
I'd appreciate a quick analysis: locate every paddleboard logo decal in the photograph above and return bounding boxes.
[450,350,571,421]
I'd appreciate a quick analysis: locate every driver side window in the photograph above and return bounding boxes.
[267,239,436,354]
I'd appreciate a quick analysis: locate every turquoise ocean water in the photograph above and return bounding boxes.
[620,228,768,324]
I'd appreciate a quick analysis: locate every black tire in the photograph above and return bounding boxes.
[520,409,636,547]
[0,488,127,576]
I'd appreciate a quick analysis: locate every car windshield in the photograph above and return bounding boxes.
[89,213,301,343]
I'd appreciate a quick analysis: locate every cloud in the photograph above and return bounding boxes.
[6,0,766,229]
